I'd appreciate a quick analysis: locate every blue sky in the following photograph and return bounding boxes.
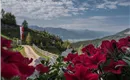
[2,0,130,32]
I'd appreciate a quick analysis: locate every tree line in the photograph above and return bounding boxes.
[1,9,28,28]
[1,9,16,25]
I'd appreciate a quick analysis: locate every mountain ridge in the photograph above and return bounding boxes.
[29,25,111,40]
[71,28,130,48]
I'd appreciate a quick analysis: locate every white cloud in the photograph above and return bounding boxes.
[1,0,87,20]
[1,0,130,20]
[96,0,118,9]
[83,0,129,9]
[118,2,130,6]
[89,16,108,20]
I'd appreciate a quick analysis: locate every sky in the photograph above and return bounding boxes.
[1,0,130,32]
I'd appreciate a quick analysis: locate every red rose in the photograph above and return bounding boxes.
[72,51,106,69]
[64,53,78,62]
[82,44,97,56]
[1,37,35,80]
[64,65,99,80]
[85,51,106,69]
[103,60,126,74]
[118,36,130,52]
[1,37,12,48]
[72,53,89,66]
[36,64,49,74]
[101,40,118,53]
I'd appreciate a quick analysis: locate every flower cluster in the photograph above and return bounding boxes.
[1,36,130,80]
[64,36,130,80]
[1,37,49,80]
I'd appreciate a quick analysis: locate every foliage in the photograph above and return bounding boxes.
[0,9,16,25]
[77,44,83,55]
[1,9,16,25]
[31,46,49,60]
[31,56,66,80]
[62,40,71,49]
[22,20,28,28]
[1,9,5,18]
[12,46,26,57]
[26,32,32,45]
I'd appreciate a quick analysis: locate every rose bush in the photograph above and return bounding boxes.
[63,36,130,80]
[1,36,130,80]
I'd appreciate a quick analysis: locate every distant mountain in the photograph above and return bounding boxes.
[29,25,111,40]
[72,28,130,48]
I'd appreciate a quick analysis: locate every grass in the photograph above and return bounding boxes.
[1,34,12,40]
[13,46,26,57]
[1,34,27,56]
[12,45,49,60]
[19,47,26,57]
[31,46,49,60]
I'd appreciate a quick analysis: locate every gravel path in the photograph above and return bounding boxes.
[22,45,40,66]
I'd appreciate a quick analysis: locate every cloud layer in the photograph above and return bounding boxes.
[2,0,87,20]
[54,16,129,32]
[2,0,130,20]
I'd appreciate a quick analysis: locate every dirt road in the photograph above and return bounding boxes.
[22,45,40,66]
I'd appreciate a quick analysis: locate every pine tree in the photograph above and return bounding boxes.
[2,11,16,25]
[26,33,32,45]
[22,20,28,28]
[1,9,5,18]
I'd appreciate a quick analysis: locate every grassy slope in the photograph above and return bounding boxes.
[72,28,130,48]
[12,46,26,57]
[31,46,49,60]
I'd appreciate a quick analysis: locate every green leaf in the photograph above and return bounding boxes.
[103,59,111,66]
[123,58,130,66]
[105,73,120,80]
[123,56,130,61]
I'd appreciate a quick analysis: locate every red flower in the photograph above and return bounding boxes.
[0,49,35,80]
[118,36,130,51]
[15,63,35,78]
[1,58,21,79]
[1,37,12,48]
[36,64,49,74]
[101,40,118,53]
[66,64,75,72]
[103,60,126,74]
[1,37,35,80]
[101,36,130,54]
[64,53,78,62]
[64,65,99,80]
[85,51,106,69]
[72,53,90,67]
[82,44,97,56]
[72,51,106,69]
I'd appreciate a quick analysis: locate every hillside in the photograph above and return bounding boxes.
[29,25,111,40]
[1,24,20,39]
[72,28,130,48]
[1,23,66,54]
